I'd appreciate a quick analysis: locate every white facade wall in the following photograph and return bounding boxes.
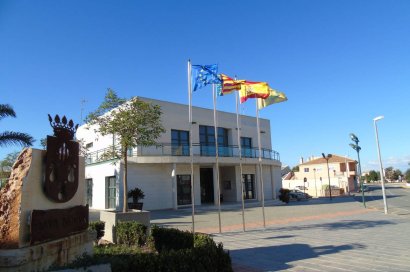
[77,97,282,211]
[85,162,120,210]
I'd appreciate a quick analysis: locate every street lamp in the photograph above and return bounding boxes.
[373,116,388,214]
[313,168,318,197]
[349,133,365,208]
[322,153,332,200]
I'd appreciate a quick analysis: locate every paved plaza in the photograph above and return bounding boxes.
[150,195,410,271]
[90,194,410,271]
[213,207,410,271]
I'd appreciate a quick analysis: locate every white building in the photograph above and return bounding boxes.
[77,97,282,211]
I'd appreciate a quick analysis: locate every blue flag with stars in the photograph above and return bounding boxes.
[192,64,221,92]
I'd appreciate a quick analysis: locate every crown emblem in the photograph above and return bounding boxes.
[48,114,79,141]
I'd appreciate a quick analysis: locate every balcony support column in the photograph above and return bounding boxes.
[171,163,178,210]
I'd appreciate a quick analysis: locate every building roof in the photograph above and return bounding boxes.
[299,154,356,166]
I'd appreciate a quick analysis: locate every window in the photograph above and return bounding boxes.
[199,125,228,156]
[241,137,253,157]
[106,176,116,209]
[243,174,255,199]
[304,168,309,172]
[86,142,93,149]
[85,178,93,207]
[177,175,191,205]
[171,130,189,156]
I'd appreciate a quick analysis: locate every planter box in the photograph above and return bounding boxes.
[100,210,150,243]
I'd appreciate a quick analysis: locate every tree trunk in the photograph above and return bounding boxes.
[123,148,128,213]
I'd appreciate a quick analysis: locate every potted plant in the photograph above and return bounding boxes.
[128,187,145,210]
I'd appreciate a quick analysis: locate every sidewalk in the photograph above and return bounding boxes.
[92,197,410,271]
[149,196,410,271]
[212,206,410,271]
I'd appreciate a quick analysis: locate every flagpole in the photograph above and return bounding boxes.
[213,84,222,234]
[188,60,195,235]
[256,99,266,228]
[236,91,246,232]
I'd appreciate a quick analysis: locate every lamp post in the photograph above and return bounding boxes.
[349,133,365,208]
[313,168,318,197]
[322,153,332,200]
[373,116,388,214]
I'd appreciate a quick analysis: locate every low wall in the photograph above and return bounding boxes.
[100,210,150,243]
[0,230,94,272]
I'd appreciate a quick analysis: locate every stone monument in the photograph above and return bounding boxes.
[0,115,93,271]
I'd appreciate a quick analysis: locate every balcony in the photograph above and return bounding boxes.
[85,143,280,165]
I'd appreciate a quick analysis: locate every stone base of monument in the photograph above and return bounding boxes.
[0,147,93,272]
[0,230,94,272]
[100,210,150,243]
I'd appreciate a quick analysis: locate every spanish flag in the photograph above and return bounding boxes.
[217,74,244,96]
[239,81,270,103]
[257,88,288,109]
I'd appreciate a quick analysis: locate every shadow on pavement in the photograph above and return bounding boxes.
[271,219,395,232]
[231,243,365,271]
[353,194,400,203]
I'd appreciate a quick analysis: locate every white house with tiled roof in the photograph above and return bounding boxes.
[282,154,358,197]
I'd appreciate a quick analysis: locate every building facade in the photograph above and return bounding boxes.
[282,155,357,197]
[77,97,282,211]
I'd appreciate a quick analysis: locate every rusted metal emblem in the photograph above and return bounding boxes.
[44,114,79,203]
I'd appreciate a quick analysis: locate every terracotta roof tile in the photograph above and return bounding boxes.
[299,154,356,166]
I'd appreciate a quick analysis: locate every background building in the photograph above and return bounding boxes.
[282,155,357,197]
[77,97,282,211]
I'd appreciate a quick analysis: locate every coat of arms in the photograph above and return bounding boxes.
[44,114,79,203]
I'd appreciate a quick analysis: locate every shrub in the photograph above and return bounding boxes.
[115,221,147,246]
[151,225,193,252]
[89,221,105,242]
[52,227,232,272]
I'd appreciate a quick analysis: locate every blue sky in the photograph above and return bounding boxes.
[1,0,410,172]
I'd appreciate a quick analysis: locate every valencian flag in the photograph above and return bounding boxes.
[257,88,288,110]
[239,81,270,103]
[217,74,244,96]
[192,64,221,92]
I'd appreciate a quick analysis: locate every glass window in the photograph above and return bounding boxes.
[171,129,189,156]
[199,125,228,156]
[86,142,93,149]
[85,178,93,207]
[177,175,192,205]
[241,137,253,158]
[304,168,309,172]
[106,176,116,209]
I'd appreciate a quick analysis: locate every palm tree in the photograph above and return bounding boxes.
[0,104,34,147]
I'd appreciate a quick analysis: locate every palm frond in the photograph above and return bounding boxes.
[0,104,16,120]
[0,131,34,147]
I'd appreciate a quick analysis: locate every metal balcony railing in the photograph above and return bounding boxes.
[85,143,280,165]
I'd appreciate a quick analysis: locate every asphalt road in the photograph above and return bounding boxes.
[356,183,410,216]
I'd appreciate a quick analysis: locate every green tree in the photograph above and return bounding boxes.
[385,167,402,181]
[0,151,19,172]
[86,91,165,212]
[0,104,34,147]
[291,166,299,172]
[405,169,410,182]
[0,151,19,188]
[84,88,126,124]
[368,170,379,182]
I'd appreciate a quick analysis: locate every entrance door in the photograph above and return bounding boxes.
[177,175,192,205]
[200,168,214,203]
[243,174,255,199]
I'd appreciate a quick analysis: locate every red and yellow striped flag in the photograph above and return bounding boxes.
[217,74,244,96]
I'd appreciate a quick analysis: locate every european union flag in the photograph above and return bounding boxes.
[192,64,222,92]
